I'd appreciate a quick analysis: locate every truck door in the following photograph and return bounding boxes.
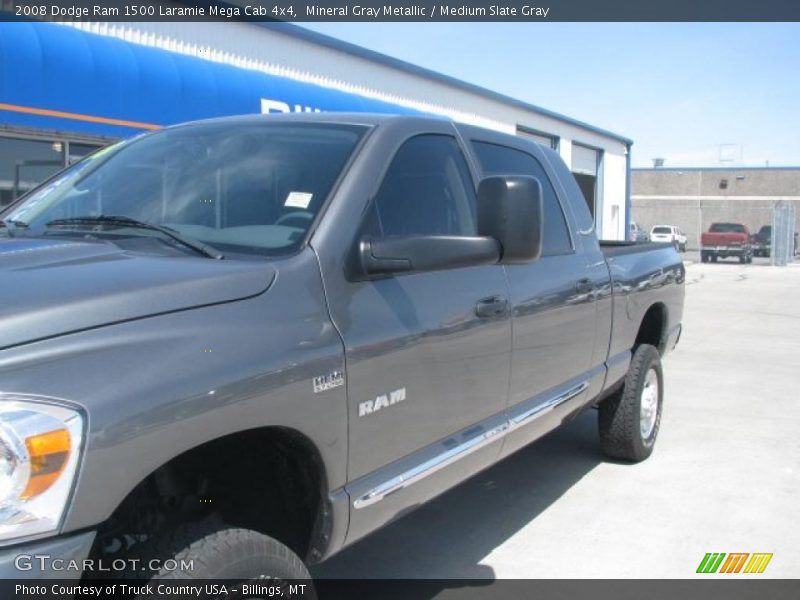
[466,136,600,457]
[314,125,512,543]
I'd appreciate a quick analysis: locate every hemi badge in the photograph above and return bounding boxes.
[313,371,344,394]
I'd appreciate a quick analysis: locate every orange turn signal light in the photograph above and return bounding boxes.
[21,428,71,500]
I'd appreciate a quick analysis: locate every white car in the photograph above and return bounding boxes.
[650,225,687,252]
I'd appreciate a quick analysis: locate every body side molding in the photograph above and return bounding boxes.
[352,380,588,509]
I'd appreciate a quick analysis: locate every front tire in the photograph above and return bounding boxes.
[599,344,663,462]
[121,520,314,599]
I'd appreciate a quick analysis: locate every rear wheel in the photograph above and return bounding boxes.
[701,251,709,263]
[599,344,663,462]
[711,254,718,263]
[739,255,746,264]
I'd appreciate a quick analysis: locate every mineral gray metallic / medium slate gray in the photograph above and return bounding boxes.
[0,113,684,586]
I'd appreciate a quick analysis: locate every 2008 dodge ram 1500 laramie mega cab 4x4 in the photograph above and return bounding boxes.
[0,114,683,587]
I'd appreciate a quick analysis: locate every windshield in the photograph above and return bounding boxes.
[652,226,672,234]
[4,122,365,256]
[710,223,746,233]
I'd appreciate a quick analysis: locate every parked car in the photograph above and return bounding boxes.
[751,225,772,257]
[650,225,687,252]
[629,221,650,242]
[0,114,685,586]
[701,222,753,263]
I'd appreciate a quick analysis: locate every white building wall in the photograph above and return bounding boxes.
[61,21,631,239]
[558,139,573,173]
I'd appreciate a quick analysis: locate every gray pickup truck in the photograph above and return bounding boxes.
[0,114,683,586]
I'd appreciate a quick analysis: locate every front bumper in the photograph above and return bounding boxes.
[0,531,95,579]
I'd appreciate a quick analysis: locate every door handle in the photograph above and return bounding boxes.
[575,278,594,295]
[474,295,509,318]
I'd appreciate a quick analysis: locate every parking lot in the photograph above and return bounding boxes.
[313,259,800,579]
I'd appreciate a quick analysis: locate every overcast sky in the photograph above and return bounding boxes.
[301,23,800,168]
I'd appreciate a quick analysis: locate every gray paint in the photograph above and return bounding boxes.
[0,531,95,579]
[0,114,682,573]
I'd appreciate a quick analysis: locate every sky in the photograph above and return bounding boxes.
[301,23,800,168]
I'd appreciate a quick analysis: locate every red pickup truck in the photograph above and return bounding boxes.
[701,223,753,263]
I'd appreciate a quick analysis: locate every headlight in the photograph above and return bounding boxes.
[0,395,84,545]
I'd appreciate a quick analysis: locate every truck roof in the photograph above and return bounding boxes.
[173,112,443,129]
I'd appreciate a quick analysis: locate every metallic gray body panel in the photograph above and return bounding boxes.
[0,248,348,538]
[0,530,95,579]
[310,117,513,545]
[0,237,275,350]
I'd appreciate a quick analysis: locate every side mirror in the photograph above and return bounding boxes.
[360,235,501,276]
[477,175,543,264]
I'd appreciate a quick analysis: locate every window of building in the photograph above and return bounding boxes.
[516,125,558,150]
[471,141,573,256]
[0,134,107,207]
[368,135,477,238]
[68,142,105,164]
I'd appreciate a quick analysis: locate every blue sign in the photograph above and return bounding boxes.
[0,21,419,139]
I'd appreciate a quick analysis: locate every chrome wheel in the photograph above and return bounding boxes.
[640,368,659,439]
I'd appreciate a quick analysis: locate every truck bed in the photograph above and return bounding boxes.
[597,239,685,387]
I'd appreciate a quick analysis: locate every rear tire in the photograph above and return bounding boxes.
[599,344,663,462]
[118,519,314,599]
[711,254,718,263]
[701,252,709,263]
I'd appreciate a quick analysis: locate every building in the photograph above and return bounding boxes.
[632,167,800,250]
[0,18,632,239]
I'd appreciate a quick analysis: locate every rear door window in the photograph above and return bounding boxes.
[470,141,572,256]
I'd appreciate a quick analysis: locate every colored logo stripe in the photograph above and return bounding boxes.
[697,552,773,574]
[744,553,773,574]
[697,553,726,573]
[719,553,749,573]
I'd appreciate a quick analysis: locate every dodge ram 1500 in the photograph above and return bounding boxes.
[0,114,684,589]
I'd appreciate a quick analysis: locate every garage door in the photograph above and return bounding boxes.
[572,143,600,218]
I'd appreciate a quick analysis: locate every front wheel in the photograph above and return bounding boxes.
[599,344,663,462]
[119,520,315,599]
